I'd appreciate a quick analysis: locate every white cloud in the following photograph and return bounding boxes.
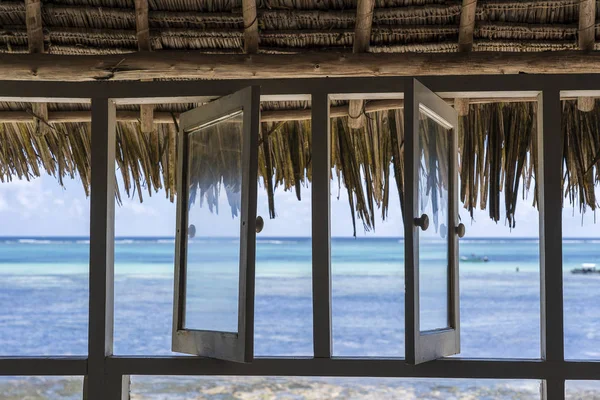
[119,201,159,217]
[69,198,86,218]
[0,194,8,212]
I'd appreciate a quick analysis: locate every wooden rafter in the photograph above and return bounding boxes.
[578,0,596,111]
[243,0,259,54]
[140,104,154,133]
[25,0,43,53]
[348,0,375,129]
[458,0,477,53]
[353,0,374,54]
[456,0,477,116]
[134,0,151,52]
[135,0,154,134]
[25,0,48,135]
[454,98,470,117]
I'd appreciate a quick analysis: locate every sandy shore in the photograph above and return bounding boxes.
[2,376,595,400]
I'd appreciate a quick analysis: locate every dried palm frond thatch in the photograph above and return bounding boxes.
[1,100,600,235]
[0,0,586,55]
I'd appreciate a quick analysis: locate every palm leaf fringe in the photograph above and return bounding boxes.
[0,100,599,236]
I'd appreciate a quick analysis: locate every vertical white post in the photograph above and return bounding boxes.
[537,89,565,400]
[311,92,332,358]
[403,78,418,364]
[85,98,118,399]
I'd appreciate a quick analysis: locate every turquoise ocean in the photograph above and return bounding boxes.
[0,237,599,399]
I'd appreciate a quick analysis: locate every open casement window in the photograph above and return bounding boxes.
[172,86,260,363]
[404,79,462,365]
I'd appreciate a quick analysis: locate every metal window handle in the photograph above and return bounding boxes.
[414,214,429,231]
[455,223,466,238]
[256,216,264,233]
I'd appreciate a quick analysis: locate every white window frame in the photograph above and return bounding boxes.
[0,75,586,400]
[404,78,460,364]
[171,86,260,363]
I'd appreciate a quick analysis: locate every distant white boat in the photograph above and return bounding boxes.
[460,254,489,263]
[571,263,599,275]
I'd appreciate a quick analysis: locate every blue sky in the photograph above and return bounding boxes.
[0,173,598,238]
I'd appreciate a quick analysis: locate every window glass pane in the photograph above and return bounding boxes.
[566,380,600,399]
[0,376,83,399]
[561,99,600,360]
[131,376,541,399]
[331,107,404,357]
[418,108,451,332]
[563,187,600,359]
[255,115,313,357]
[454,101,540,358]
[113,117,181,356]
[0,136,89,356]
[184,111,244,332]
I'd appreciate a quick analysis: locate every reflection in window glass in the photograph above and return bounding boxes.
[566,380,600,399]
[131,376,541,399]
[418,109,451,332]
[184,111,244,333]
[330,110,405,357]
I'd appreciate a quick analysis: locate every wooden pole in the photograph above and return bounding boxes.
[25,0,43,53]
[457,0,477,114]
[135,0,154,133]
[134,0,151,52]
[243,0,259,54]
[454,98,470,117]
[577,0,596,111]
[7,51,600,81]
[348,0,375,129]
[25,0,48,135]
[458,0,477,53]
[140,104,154,132]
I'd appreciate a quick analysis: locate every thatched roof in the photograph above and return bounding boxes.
[0,0,588,54]
[0,0,599,233]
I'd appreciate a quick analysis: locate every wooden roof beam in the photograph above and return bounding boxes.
[578,0,596,111]
[243,0,259,54]
[0,98,551,125]
[348,0,375,130]
[25,0,48,135]
[8,51,600,80]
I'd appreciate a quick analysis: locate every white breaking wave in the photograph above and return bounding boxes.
[18,239,53,244]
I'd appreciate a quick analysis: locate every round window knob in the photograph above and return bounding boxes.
[414,214,429,231]
[255,216,264,233]
[188,224,196,239]
[455,223,466,238]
